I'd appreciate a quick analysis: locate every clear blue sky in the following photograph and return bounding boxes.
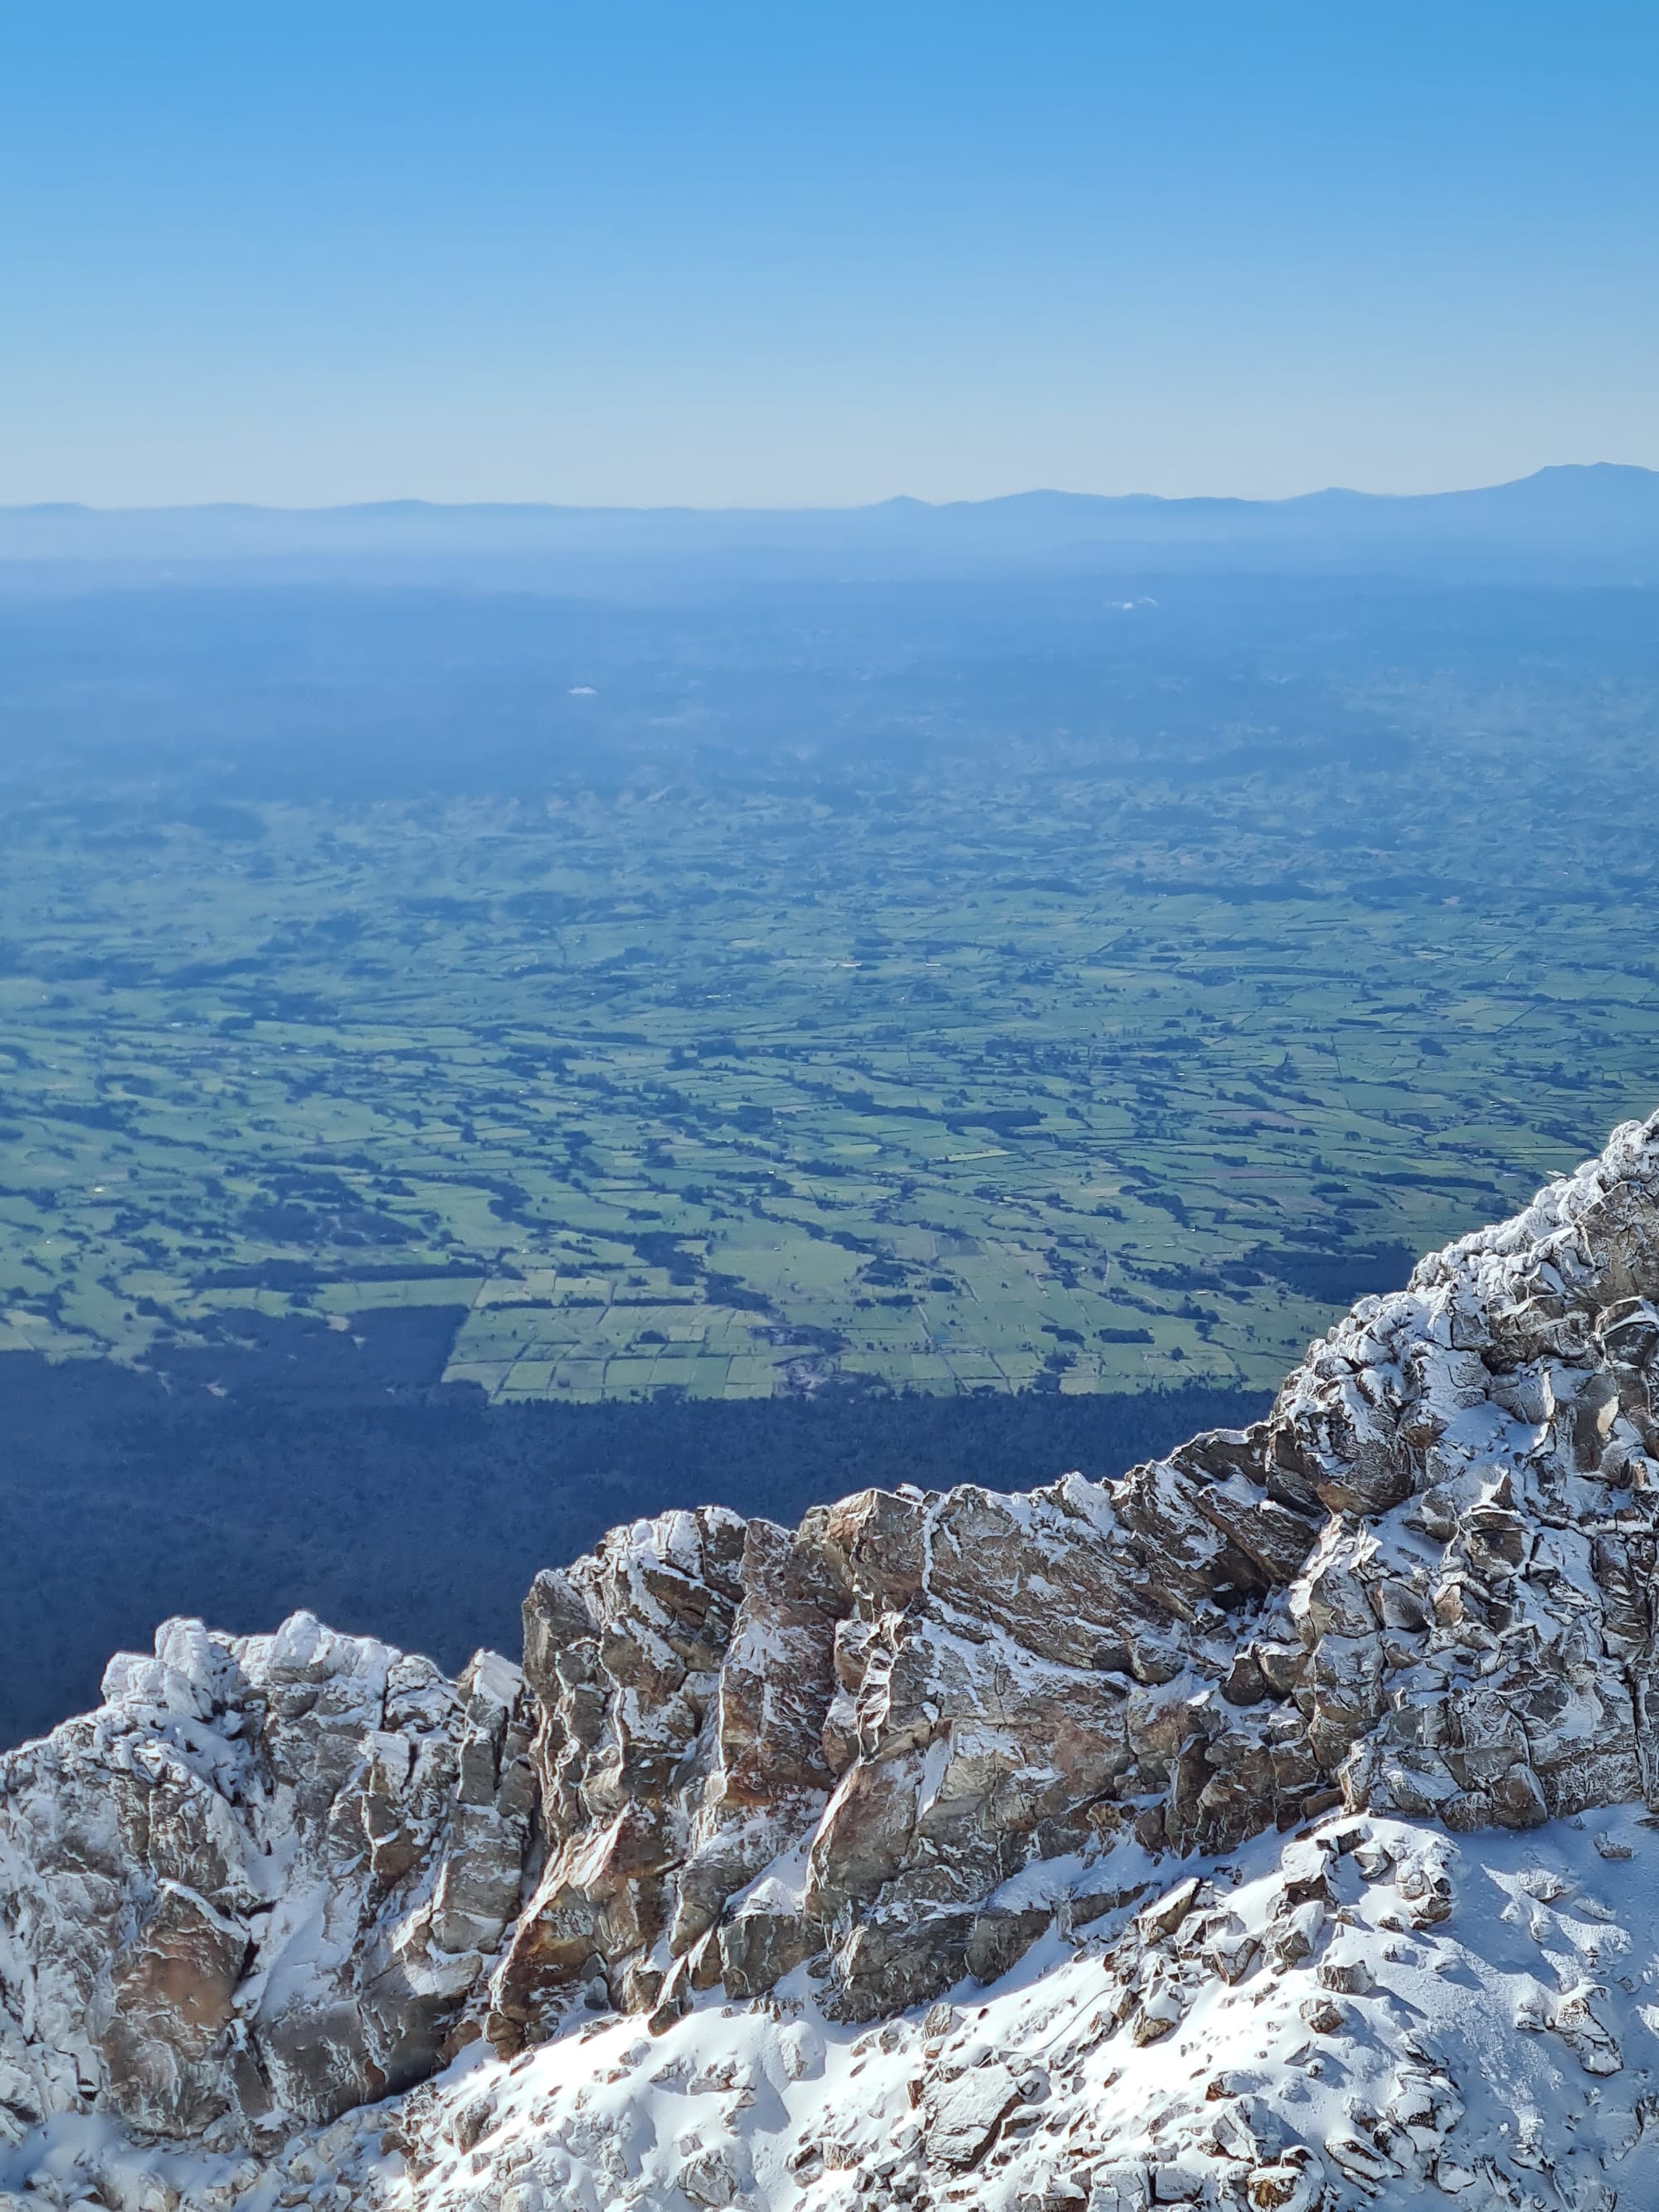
[3,2,1656,508]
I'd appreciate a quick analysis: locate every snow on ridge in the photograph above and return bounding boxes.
[7,1804,1658,2209]
[8,1109,1659,2207]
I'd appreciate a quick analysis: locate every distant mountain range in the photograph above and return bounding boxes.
[3,462,1657,580]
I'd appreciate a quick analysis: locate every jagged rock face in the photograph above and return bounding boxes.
[489,1453,1332,2037]
[11,1803,1655,2211]
[1271,1111,1659,1835]
[0,1613,534,2142]
[475,1112,1659,2039]
[9,1108,1659,2197]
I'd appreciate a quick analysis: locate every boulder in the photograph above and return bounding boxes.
[925,2060,1021,2167]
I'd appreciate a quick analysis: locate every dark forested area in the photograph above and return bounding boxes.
[1,1340,1264,1749]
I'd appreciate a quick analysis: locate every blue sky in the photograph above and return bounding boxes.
[3,3,1656,507]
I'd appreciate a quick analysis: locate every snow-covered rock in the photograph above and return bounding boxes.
[10,1109,1659,2207]
[8,1806,1659,2210]
[0,1616,534,2138]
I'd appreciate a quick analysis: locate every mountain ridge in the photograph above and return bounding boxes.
[8,1111,1659,2206]
[3,462,1658,578]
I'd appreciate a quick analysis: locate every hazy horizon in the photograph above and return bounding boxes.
[3,457,1653,518]
[6,3,1657,509]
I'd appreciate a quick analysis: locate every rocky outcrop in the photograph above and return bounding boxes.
[474,1111,1659,2041]
[11,1111,1659,2208]
[9,1802,1653,2211]
[488,1444,1331,2039]
[0,1613,533,2143]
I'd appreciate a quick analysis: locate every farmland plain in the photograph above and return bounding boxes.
[3,566,1658,1740]
[3,572,1656,1407]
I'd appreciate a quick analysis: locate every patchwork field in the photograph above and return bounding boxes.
[4,636,1655,1403]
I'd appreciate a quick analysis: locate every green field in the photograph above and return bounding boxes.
[5,668,1657,1402]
